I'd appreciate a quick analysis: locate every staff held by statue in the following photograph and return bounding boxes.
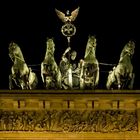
[55,6,80,89]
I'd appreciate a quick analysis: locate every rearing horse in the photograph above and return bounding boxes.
[41,38,62,89]
[80,35,99,89]
[106,40,135,89]
[9,42,38,89]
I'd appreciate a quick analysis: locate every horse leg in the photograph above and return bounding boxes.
[128,73,135,89]
[44,76,48,89]
[94,68,99,88]
[25,75,30,89]
[20,74,30,89]
[79,65,85,89]
[80,77,84,89]
[9,74,14,89]
[20,81,25,89]
[116,74,121,89]
[41,74,47,88]
[106,79,111,90]
[32,75,38,89]
[56,71,62,89]
[41,63,45,84]
[68,67,73,89]
[106,72,113,90]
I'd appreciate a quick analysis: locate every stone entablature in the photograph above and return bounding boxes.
[0,90,140,110]
[0,90,140,139]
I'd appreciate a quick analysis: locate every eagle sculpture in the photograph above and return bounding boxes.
[55,6,80,23]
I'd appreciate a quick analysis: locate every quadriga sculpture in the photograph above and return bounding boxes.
[106,40,135,89]
[9,42,38,89]
[80,35,99,89]
[41,38,62,89]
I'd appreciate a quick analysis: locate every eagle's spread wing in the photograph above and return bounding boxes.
[55,8,66,23]
[70,6,80,22]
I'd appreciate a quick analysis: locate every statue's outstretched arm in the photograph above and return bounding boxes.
[62,47,71,58]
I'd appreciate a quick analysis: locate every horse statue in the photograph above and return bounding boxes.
[9,42,38,89]
[41,38,62,89]
[106,40,135,89]
[80,35,99,89]
[59,47,80,89]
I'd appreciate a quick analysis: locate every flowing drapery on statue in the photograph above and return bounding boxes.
[80,35,99,89]
[41,38,62,89]
[9,42,38,89]
[106,40,135,89]
[59,47,80,89]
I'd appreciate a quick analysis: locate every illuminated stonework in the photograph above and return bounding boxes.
[0,90,140,139]
[0,110,137,132]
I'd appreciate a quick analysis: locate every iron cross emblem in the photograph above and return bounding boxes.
[61,23,76,37]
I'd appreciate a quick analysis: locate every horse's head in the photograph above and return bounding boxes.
[9,42,24,62]
[87,35,96,47]
[46,38,55,55]
[121,40,135,57]
[84,35,97,61]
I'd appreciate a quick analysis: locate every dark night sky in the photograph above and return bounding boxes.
[0,0,139,89]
